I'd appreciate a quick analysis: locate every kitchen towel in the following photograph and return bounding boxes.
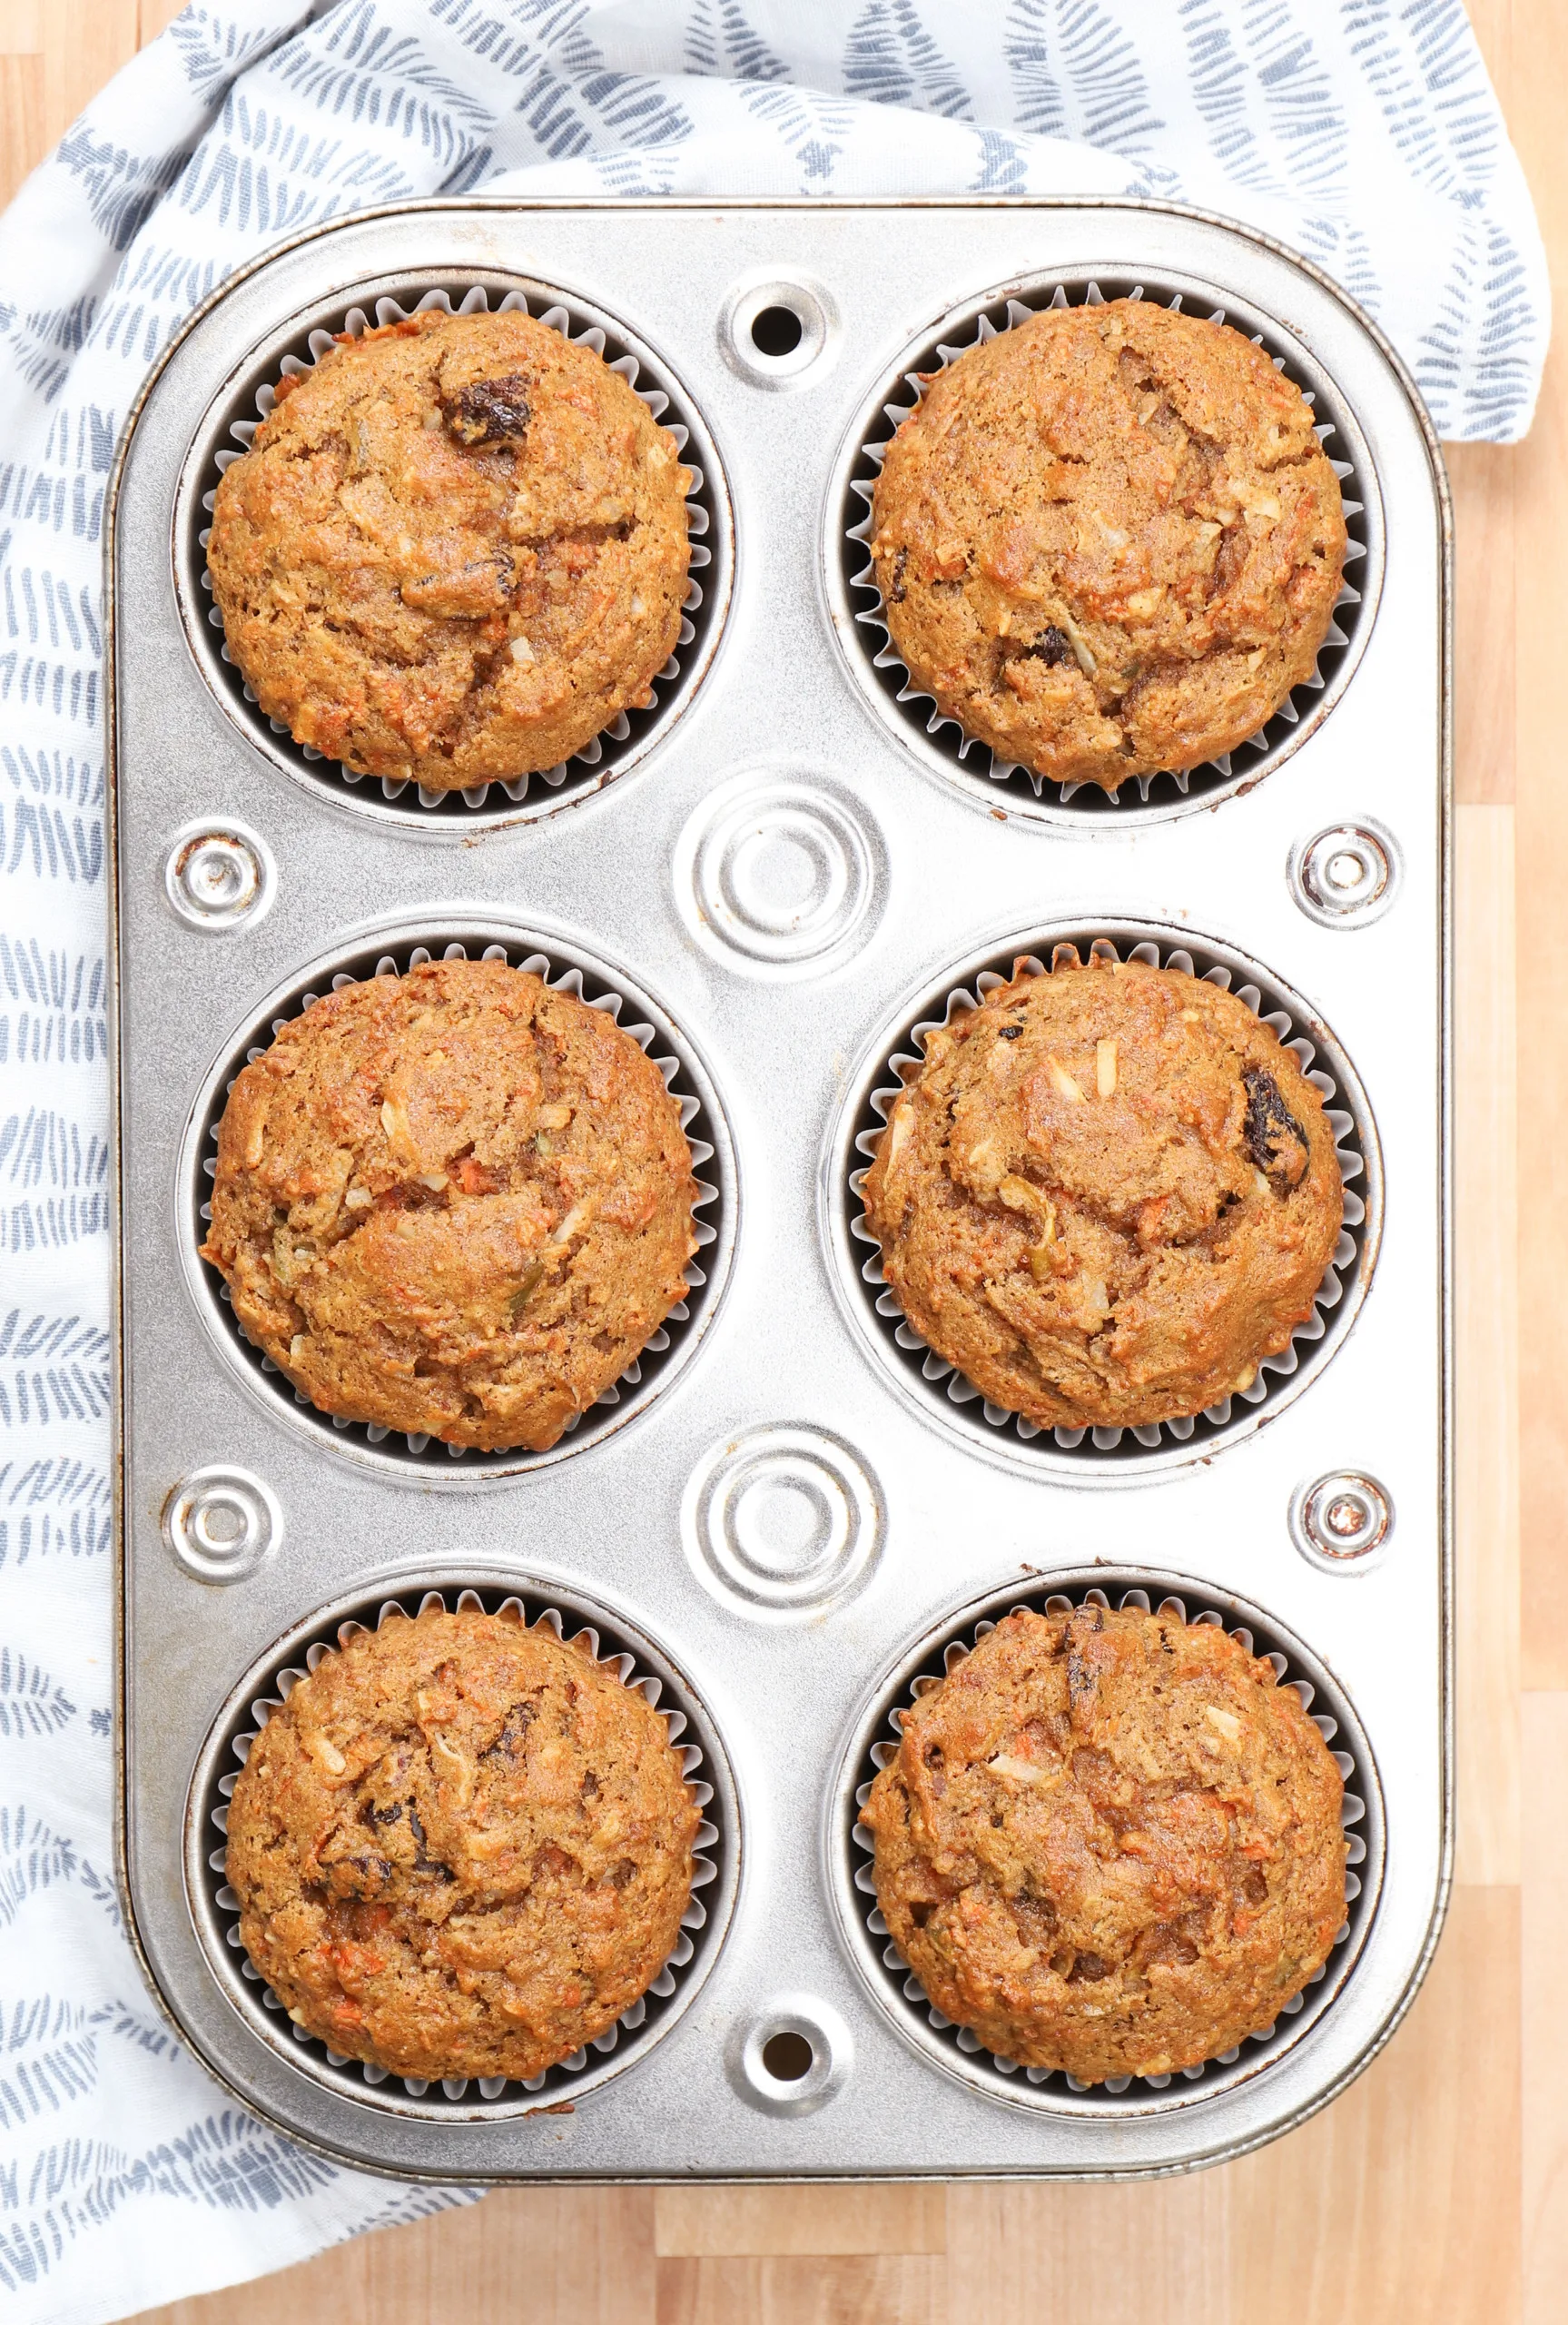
[0,5,1546,2320]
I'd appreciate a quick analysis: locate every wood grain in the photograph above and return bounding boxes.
[139,0,189,38]
[1524,1693,1568,2325]
[653,2186,947,2258]
[40,0,135,144]
[0,0,45,56]
[137,2191,659,2325]
[1454,803,1520,1886]
[0,51,43,204]
[656,2255,945,2325]
[945,2168,1231,2323]
[1472,0,1568,1687]
[943,1888,1519,2325]
[1450,450,1516,806]
[1514,338,1568,1683]
[3,2,1553,2319]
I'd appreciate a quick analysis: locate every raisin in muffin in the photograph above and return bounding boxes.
[862,951,1343,1430]
[226,1606,700,2083]
[201,957,697,1450]
[206,309,690,790]
[869,299,1346,789]
[863,1604,1346,2082]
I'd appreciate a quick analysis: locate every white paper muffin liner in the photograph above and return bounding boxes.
[192,1579,733,2117]
[837,1570,1379,2113]
[843,926,1379,1473]
[188,925,731,1479]
[187,279,727,821]
[836,272,1377,821]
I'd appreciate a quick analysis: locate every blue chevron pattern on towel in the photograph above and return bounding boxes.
[0,4,1545,2319]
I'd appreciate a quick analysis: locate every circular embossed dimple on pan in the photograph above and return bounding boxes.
[823,923,1381,1483]
[173,278,733,831]
[824,272,1382,827]
[185,1577,739,2121]
[828,1568,1382,2117]
[178,919,735,1483]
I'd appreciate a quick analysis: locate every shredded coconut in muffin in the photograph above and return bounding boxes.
[870,300,1346,790]
[207,310,691,789]
[865,1606,1346,2082]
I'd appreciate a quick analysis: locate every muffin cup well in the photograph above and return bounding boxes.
[181,918,735,1483]
[179,279,732,829]
[824,924,1380,1482]
[187,1576,737,2119]
[827,272,1381,826]
[830,1568,1380,2116]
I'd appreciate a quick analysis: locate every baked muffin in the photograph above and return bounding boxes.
[862,952,1343,1430]
[201,957,697,1450]
[206,309,691,790]
[864,1604,1346,2082]
[868,299,1346,789]
[226,1606,701,2082]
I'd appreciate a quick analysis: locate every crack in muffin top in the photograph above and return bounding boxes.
[862,955,1344,1430]
[225,1607,701,2083]
[863,1605,1346,2083]
[868,300,1346,791]
[206,309,692,790]
[200,957,699,1451]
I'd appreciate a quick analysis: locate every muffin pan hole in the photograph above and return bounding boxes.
[180,919,735,1482]
[176,277,733,831]
[828,272,1382,826]
[719,272,838,390]
[186,1575,739,2121]
[762,2029,813,2077]
[832,1568,1383,2116]
[752,309,803,359]
[827,921,1382,1482]
[731,1995,854,2116]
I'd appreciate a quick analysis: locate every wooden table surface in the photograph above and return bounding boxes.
[4,2,1558,2317]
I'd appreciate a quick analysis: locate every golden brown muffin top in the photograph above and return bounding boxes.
[206,309,691,788]
[864,1605,1346,2082]
[225,1607,701,2083]
[201,958,698,1450]
[863,955,1344,1430]
[869,299,1346,789]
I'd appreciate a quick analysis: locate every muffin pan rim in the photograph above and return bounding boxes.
[182,1564,743,2121]
[173,906,739,1487]
[820,915,1384,1485]
[171,268,735,836]
[821,261,1385,831]
[824,1562,1385,2120]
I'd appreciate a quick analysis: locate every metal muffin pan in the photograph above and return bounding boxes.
[111,199,1449,2182]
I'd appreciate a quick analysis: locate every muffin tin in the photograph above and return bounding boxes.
[110,200,1450,2182]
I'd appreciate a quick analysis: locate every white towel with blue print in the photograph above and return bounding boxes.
[0,4,1545,2320]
